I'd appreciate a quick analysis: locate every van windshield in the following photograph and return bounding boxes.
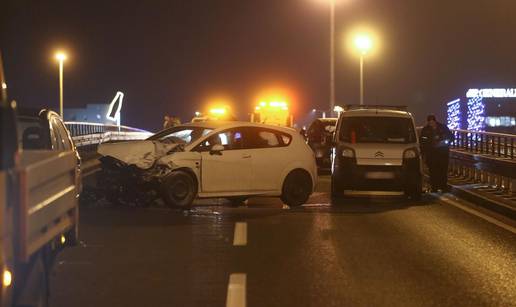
[339,116,416,144]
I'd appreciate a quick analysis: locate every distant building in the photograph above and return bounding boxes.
[64,104,118,125]
[447,88,516,134]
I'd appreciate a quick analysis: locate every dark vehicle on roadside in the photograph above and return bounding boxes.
[1,53,80,307]
[306,118,337,169]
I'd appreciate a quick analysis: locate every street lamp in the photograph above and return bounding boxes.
[312,0,337,116]
[354,34,372,105]
[54,51,67,117]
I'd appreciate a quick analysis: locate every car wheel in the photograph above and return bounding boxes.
[281,170,312,207]
[161,171,197,208]
[227,197,248,207]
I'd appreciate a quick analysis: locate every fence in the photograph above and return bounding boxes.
[448,129,516,195]
[65,122,153,160]
[450,129,515,159]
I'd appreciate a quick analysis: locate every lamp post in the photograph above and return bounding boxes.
[55,52,67,117]
[329,0,335,116]
[353,34,372,105]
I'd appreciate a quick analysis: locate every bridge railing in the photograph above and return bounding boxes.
[65,122,153,160]
[447,129,516,195]
[450,129,515,159]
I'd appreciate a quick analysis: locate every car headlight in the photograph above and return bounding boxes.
[341,148,355,158]
[403,148,418,159]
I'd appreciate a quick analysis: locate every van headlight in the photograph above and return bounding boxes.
[341,148,355,158]
[403,148,418,159]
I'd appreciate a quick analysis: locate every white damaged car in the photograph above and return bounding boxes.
[97,121,317,207]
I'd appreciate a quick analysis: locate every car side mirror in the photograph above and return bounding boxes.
[210,144,224,155]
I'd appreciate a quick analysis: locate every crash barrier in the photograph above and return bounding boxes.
[448,129,516,195]
[65,122,152,160]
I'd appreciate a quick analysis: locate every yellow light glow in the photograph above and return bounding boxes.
[1,82,6,90]
[345,26,381,58]
[61,234,66,245]
[354,34,372,54]
[55,52,67,62]
[260,101,267,107]
[209,108,226,115]
[3,270,12,287]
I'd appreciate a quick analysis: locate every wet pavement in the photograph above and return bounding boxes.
[50,176,516,307]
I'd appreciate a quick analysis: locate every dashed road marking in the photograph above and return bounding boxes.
[226,273,246,307]
[439,195,516,234]
[233,222,247,246]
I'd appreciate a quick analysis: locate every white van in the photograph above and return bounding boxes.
[331,105,422,200]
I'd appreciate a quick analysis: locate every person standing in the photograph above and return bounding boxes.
[420,114,454,192]
[163,115,171,129]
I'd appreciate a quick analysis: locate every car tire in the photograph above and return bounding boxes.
[281,170,312,207]
[161,171,197,208]
[227,197,248,207]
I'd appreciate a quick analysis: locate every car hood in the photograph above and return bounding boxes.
[97,140,181,169]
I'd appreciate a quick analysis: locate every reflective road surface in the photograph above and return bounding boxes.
[50,177,516,307]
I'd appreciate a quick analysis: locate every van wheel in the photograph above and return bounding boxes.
[331,176,343,202]
[227,197,248,207]
[161,171,197,208]
[405,183,422,201]
[281,170,312,207]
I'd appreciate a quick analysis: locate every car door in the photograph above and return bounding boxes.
[247,127,292,191]
[198,127,252,193]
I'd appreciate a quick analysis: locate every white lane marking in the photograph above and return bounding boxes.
[439,195,516,234]
[226,273,246,307]
[233,222,247,246]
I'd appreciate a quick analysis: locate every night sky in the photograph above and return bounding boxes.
[2,0,516,131]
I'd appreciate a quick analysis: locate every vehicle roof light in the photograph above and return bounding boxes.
[3,270,12,287]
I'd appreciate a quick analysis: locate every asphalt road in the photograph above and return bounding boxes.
[50,176,516,307]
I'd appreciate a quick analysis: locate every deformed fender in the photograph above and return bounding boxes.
[156,152,202,190]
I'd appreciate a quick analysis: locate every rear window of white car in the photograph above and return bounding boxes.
[339,117,416,144]
[247,128,292,148]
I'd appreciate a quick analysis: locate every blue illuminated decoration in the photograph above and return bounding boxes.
[467,96,485,131]
[446,98,461,130]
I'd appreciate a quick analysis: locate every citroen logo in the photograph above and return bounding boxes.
[374,151,384,158]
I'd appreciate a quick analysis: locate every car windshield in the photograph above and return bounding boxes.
[148,126,213,145]
[339,116,416,144]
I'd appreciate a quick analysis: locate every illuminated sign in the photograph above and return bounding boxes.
[446,98,461,130]
[466,88,516,98]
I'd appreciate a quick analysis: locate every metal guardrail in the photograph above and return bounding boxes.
[64,122,153,159]
[448,129,516,195]
[450,129,515,159]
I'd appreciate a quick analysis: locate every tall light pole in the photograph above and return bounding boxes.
[55,52,67,117]
[354,34,372,105]
[329,0,335,115]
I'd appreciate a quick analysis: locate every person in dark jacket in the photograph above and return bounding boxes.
[420,114,454,192]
